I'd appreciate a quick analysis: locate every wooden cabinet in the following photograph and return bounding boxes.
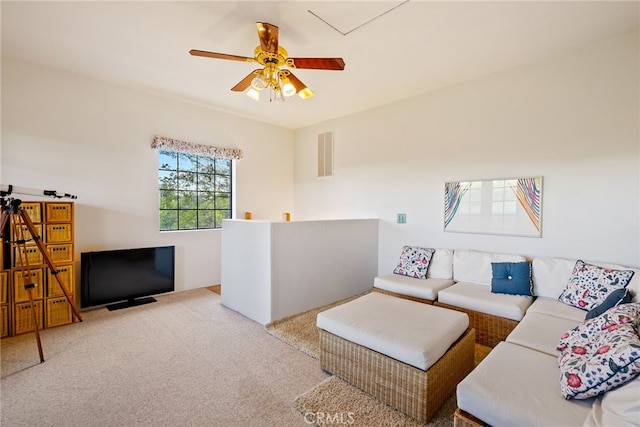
[1,201,75,337]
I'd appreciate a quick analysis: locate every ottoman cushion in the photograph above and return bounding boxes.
[316,292,468,370]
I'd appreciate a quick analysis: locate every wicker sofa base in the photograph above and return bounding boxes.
[319,327,475,424]
[433,301,518,348]
[453,408,487,427]
[371,287,434,304]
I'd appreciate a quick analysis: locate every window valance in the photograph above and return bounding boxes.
[151,136,243,160]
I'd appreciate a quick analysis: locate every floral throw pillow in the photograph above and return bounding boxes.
[392,246,435,279]
[557,303,640,400]
[558,260,635,311]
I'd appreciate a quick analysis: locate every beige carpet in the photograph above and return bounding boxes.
[293,376,459,427]
[1,288,328,427]
[266,295,492,427]
[265,294,362,359]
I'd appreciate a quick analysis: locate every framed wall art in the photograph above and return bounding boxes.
[444,176,543,237]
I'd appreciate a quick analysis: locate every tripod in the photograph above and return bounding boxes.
[0,198,82,362]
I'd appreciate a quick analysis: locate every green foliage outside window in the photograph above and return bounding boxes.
[158,150,232,230]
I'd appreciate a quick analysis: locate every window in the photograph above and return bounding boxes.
[158,150,232,230]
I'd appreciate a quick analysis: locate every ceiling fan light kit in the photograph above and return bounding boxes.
[247,61,301,102]
[190,22,344,103]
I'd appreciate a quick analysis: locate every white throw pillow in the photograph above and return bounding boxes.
[532,257,576,298]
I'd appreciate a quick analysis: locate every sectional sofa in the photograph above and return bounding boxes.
[372,248,640,426]
[374,249,534,347]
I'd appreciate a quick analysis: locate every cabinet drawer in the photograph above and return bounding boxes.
[1,305,8,337]
[45,203,72,222]
[14,300,43,334]
[0,272,6,304]
[45,224,72,243]
[47,264,74,297]
[13,269,44,302]
[46,296,73,328]
[20,203,42,223]
[12,224,43,244]
[13,246,43,267]
[46,244,73,264]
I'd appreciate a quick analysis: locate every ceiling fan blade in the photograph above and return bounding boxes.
[288,57,345,70]
[190,49,254,63]
[286,71,314,99]
[231,69,261,92]
[256,22,279,55]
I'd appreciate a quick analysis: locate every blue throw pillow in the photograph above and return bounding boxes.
[491,261,532,296]
[585,288,632,320]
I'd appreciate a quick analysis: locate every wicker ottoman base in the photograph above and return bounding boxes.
[319,327,475,423]
[434,301,518,348]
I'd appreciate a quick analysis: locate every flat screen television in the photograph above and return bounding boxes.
[81,246,175,310]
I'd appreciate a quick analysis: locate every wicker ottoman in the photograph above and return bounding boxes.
[317,293,475,423]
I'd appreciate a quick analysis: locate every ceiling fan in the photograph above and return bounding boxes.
[190,22,345,101]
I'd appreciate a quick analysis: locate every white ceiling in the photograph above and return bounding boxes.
[2,1,638,129]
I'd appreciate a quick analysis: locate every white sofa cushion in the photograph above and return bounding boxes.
[453,249,526,286]
[526,297,586,322]
[532,257,576,298]
[583,376,640,427]
[437,282,533,321]
[316,292,468,371]
[428,248,454,279]
[506,311,582,356]
[457,341,593,427]
[373,274,454,301]
[533,256,640,302]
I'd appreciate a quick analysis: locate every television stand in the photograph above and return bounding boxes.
[106,296,157,311]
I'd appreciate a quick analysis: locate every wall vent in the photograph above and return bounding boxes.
[317,131,333,178]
